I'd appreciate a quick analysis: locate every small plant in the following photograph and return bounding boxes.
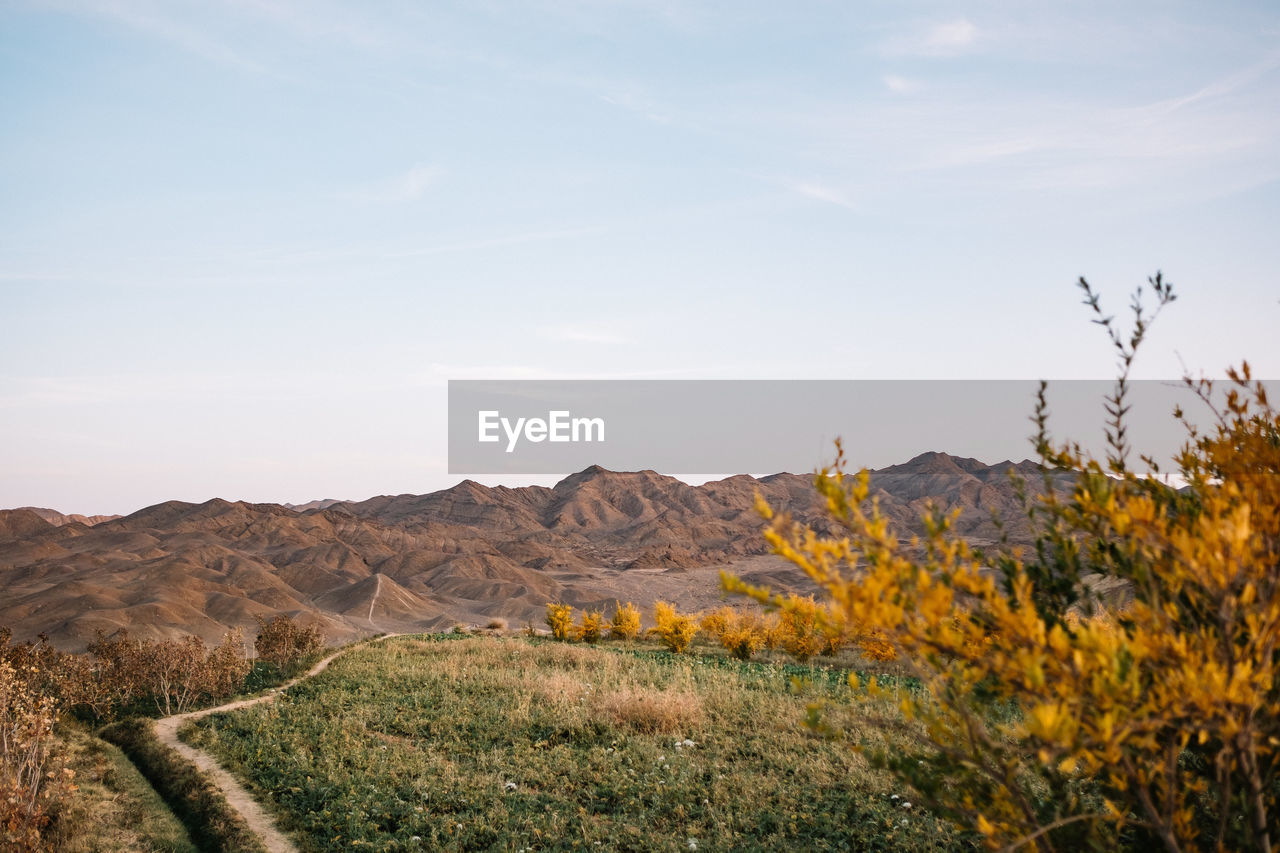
[485,618,507,631]
[545,603,575,642]
[701,606,769,661]
[576,610,605,644]
[775,595,826,663]
[609,601,641,641]
[856,629,896,663]
[651,601,699,654]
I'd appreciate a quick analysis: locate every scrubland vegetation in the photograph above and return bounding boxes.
[0,616,320,851]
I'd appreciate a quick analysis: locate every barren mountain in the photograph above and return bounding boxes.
[15,507,120,527]
[0,454,1064,651]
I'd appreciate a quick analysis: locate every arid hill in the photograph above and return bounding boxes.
[15,507,120,527]
[0,453,1064,651]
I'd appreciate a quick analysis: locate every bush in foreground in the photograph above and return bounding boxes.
[728,276,1279,851]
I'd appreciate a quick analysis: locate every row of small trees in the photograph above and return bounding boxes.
[544,601,641,643]
[0,615,323,852]
[543,599,896,664]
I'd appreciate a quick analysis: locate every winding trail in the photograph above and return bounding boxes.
[151,633,401,853]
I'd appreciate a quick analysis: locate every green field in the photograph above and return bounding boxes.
[183,634,969,851]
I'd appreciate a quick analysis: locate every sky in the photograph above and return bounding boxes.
[2,0,1278,515]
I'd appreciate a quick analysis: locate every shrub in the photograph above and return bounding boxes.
[700,607,769,661]
[774,595,827,663]
[727,275,1280,851]
[651,602,698,654]
[609,601,641,641]
[0,660,74,852]
[204,629,252,701]
[575,610,605,644]
[254,615,323,673]
[545,603,575,642]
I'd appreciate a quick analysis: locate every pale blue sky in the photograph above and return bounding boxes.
[2,1,1278,514]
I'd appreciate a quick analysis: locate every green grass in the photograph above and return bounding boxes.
[46,721,197,853]
[185,634,973,852]
[99,718,269,853]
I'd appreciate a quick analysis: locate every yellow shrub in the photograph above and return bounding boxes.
[544,603,574,642]
[699,607,733,637]
[609,601,641,641]
[720,617,767,661]
[701,606,768,660]
[776,595,826,663]
[576,610,605,644]
[856,629,895,663]
[651,601,698,654]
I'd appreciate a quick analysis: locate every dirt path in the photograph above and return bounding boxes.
[152,634,401,853]
[368,573,382,625]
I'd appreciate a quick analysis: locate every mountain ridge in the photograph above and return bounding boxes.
[0,454,1058,651]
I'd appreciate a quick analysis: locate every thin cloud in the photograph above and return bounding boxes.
[926,19,978,51]
[1132,50,1280,118]
[384,226,603,258]
[343,164,443,203]
[785,181,857,210]
[883,18,980,57]
[600,91,672,124]
[883,74,922,94]
[537,325,627,345]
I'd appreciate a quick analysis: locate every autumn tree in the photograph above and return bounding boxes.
[651,601,698,653]
[726,276,1278,852]
[204,629,252,700]
[576,610,606,644]
[0,660,74,852]
[544,603,574,642]
[254,615,324,673]
[609,601,642,641]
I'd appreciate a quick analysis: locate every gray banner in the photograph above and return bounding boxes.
[448,379,1259,476]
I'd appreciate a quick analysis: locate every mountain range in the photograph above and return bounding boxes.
[0,453,1064,651]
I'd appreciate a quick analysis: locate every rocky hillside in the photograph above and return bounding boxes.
[0,453,1063,650]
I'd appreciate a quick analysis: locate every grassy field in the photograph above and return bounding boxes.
[184,634,972,852]
[45,721,197,853]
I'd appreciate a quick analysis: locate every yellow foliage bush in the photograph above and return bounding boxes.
[701,606,769,660]
[575,610,605,644]
[651,601,698,654]
[545,603,574,642]
[609,601,641,641]
[775,595,828,663]
[726,276,1280,852]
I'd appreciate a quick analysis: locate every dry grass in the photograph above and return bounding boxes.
[46,722,195,853]
[594,685,704,733]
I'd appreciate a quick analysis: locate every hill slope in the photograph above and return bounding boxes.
[0,454,1060,649]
